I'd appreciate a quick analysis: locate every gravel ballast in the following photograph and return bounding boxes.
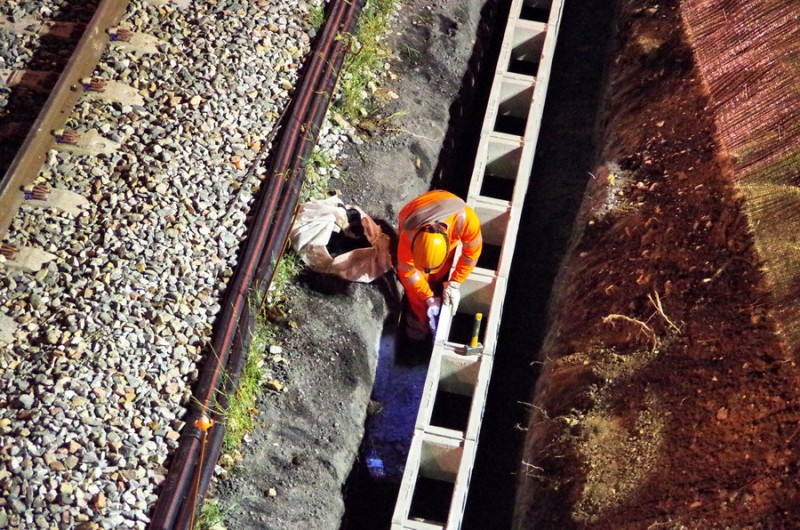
[0,0,346,528]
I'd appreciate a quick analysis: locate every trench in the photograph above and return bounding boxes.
[340,0,617,528]
[463,1,616,527]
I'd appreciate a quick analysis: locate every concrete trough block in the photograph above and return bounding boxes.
[468,195,512,275]
[436,268,506,356]
[481,73,535,138]
[392,432,478,530]
[504,20,547,78]
[415,344,495,442]
[472,107,535,212]
[468,134,523,203]
[494,206,526,278]
[392,520,443,530]
[472,196,511,248]
[513,0,554,23]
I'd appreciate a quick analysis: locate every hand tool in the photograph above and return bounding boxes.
[458,313,483,354]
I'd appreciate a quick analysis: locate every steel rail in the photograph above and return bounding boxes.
[0,0,130,239]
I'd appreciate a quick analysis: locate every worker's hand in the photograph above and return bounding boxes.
[443,281,461,316]
[426,296,442,334]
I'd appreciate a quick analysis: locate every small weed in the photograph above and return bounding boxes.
[602,313,658,350]
[195,498,228,530]
[521,460,546,479]
[517,400,551,420]
[222,319,270,452]
[221,279,288,452]
[302,148,336,202]
[647,291,681,334]
[270,252,301,299]
[383,109,407,122]
[306,1,326,31]
[402,43,420,59]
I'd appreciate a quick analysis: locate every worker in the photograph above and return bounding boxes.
[397,190,482,342]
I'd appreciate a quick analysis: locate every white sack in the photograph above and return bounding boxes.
[289,195,393,283]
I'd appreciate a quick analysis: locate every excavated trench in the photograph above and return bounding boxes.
[212,0,800,527]
[340,0,617,527]
[464,2,617,527]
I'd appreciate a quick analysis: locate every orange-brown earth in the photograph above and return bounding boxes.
[514,0,800,528]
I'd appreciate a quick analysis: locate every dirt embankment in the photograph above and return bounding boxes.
[515,1,800,528]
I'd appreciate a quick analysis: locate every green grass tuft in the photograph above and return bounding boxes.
[195,498,227,530]
[222,320,270,453]
[337,0,398,120]
[302,148,336,202]
[270,251,301,297]
[221,254,298,453]
[307,1,327,31]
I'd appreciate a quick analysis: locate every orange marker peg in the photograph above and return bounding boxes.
[194,415,214,431]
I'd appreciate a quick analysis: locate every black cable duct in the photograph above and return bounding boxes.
[150,0,365,527]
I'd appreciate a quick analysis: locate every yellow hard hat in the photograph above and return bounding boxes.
[411,223,449,273]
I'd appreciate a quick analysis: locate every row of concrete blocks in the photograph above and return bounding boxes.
[391,0,566,527]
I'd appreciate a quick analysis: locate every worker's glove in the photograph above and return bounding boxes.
[426,296,442,334]
[443,281,461,316]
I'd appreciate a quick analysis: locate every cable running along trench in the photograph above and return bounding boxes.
[149,1,365,527]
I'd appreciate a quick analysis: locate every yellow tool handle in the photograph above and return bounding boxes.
[470,313,483,347]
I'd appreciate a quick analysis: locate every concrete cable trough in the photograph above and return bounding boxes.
[390,0,565,527]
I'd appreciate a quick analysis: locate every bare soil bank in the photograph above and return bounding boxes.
[514,1,800,528]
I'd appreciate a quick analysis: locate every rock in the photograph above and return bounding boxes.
[17,394,34,409]
[0,0,348,526]
[94,492,106,510]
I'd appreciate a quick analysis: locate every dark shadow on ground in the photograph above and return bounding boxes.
[461,1,618,528]
[339,307,429,530]
[431,0,508,198]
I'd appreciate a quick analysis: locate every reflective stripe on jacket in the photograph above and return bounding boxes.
[397,190,483,303]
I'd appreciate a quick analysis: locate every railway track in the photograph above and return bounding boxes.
[0,1,104,235]
[0,0,334,527]
[0,2,95,171]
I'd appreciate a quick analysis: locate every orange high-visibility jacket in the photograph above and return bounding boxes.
[397,190,482,302]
